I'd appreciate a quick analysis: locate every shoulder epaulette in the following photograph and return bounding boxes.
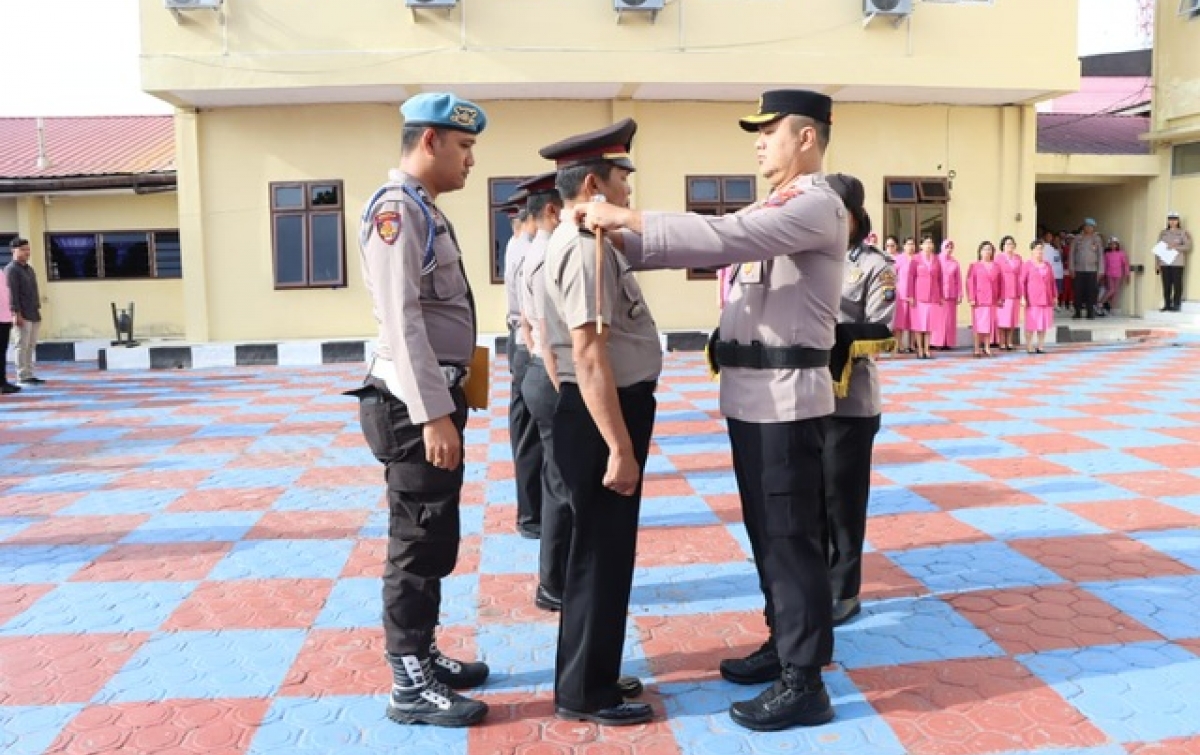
[359,183,437,275]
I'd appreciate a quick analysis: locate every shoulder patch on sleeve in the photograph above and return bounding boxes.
[374,210,401,245]
[879,268,896,288]
[764,186,804,208]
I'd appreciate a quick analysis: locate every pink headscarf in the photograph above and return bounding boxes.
[941,239,955,254]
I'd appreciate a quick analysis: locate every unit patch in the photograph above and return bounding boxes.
[374,210,401,245]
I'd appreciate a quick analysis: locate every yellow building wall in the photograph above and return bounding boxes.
[1153,4,1200,138]
[181,99,1038,338]
[139,0,1078,99]
[0,199,17,232]
[22,192,185,339]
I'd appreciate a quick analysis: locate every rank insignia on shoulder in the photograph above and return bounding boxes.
[374,210,401,245]
[879,268,897,287]
[764,186,803,208]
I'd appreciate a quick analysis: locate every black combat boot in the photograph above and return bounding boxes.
[719,638,781,685]
[729,664,834,732]
[385,653,488,727]
[429,641,490,689]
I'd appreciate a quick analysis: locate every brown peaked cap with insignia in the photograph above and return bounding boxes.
[539,118,638,172]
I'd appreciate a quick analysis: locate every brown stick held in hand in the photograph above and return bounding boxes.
[590,195,607,334]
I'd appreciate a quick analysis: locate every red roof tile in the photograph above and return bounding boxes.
[1037,113,1150,156]
[0,116,174,180]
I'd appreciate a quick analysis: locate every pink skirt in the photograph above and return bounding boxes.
[910,301,935,333]
[971,306,996,335]
[1025,305,1054,332]
[930,301,958,348]
[894,299,911,330]
[997,298,1020,328]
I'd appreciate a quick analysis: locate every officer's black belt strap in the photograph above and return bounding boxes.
[713,340,830,370]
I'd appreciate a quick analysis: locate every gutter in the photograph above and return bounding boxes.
[0,173,177,195]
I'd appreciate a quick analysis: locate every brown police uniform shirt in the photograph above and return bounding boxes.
[359,169,474,424]
[1070,233,1104,273]
[836,244,896,418]
[1158,228,1193,267]
[628,173,846,423]
[543,221,662,388]
[519,228,552,357]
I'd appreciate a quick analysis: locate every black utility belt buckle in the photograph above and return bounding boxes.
[441,365,468,390]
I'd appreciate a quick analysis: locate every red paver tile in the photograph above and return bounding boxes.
[488,461,515,481]
[462,481,487,505]
[1,492,85,517]
[962,456,1077,479]
[641,475,695,498]
[244,510,368,540]
[1127,737,1200,755]
[296,465,375,487]
[909,482,1041,511]
[1038,416,1130,433]
[168,437,258,456]
[48,698,270,755]
[279,627,388,696]
[946,584,1162,655]
[71,542,231,582]
[636,524,744,567]
[850,657,1110,755]
[471,691,681,754]
[341,538,385,579]
[269,421,345,436]
[23,441,109,461]
[866,512,990,552]
[707,493,743,524]
[873,444,945,466]
[167,488,284,512]
[1176,638,1200,659]
[860,552,928,601]
[1065,499,1200,533]
[1160,426,1200,444]
[477,573,554,625]
[164,579,332,630]
[5,514,150,546]
[453,534,482,576]
[1129,444,1200,469]
[122,425,201,440]
[331,432,366,448]
[894,423,986,441]
[668,452,732,473]
[0,583,55,626]
[1098,471,1200,499]
[1010,534,1197,583]
[228,450,323,469]
[1004,432,1110,455]
[655,420,725,437]
[112,469,213,489]
[635,611,769,685]
[930,409,1018,423]
[0,633,148,705]
[484,503,521,536]
[0,428,60,444]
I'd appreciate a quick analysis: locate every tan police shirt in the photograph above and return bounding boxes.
[359,169,474,424]
[519,228,553,357]
[628,173,847,423]
[836,244,896,418]
[544,221,662,388]
[504,233,531,336]
[1158,228,1193,268]
[1070,233,1104,273]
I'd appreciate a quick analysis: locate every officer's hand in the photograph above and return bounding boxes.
[575,203,635,233]
[603,450,640,497]
[423,415,462,471]
[14,314,24,327]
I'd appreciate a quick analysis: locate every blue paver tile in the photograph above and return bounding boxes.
[194,423,275,438]
[1081,575,1200,640]
[48,426,130,442]
[201,467,308,490]
[1132,528,1200,571]
[869,486,940,516]
[121,512,263,543]
[959,420,1058,436]
[1085,429,1184,449]
[60,488,187,516]
[886,541,1065,595]
[477,535,539,575]
[834,596,1005,669]
[629,562,763,617]
[6,471,122,494]
[1020,642,1200,743]
[0,544,110,585]
[0,704,84,755]
[638,496,721,528]
[208,540,355,580]
[486,442,512,462]
[139,453,237,471]
[1009,476,1140,505]
[684,470,741,495]
[1045,450,1163,476]
[314,447,377,468]
[97,629,307,702]
[873,461,989,486]
[920,438,1026,460]
[246,434,335,454]
[474,620,559,695]
[249,695,467,754]
[657,433,733,456]
[315,578,381,629]
[952,505,1109,540]
[271,487,379,512]
[0,580,196,635]
[0,517,36,541]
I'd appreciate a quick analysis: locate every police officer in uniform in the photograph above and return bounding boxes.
[513,170,572,610]
[823,173,895,627]
[503,190,544,539]
[350,92,490,728]
[578,90,846,732]
[540,118,662,726]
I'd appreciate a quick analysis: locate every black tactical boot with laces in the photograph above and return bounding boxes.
[729,664,834,732]
[385,653,488,728]
[427,641,490,689]
[719,638,781,685]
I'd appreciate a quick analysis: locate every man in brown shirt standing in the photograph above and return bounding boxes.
[578,90,846,732]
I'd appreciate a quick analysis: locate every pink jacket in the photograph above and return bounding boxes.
[912,253,943,303]
[1103,249,1130,279]
[997,252,1022,298]
[1021,261,1057,306]
[895,253,914,298]
[967,261,1002,306]
[941,256,962,301]
[0,273,10,324]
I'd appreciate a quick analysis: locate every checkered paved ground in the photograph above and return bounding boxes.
[3,341,1200,755]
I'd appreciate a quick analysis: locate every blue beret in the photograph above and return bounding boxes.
[400,92,487,135]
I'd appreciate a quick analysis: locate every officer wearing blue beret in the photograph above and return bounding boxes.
[348,92,490,728]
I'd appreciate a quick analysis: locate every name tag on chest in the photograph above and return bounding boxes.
[740,262,764,285]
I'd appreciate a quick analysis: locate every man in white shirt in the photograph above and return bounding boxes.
[1042,231,1064,310]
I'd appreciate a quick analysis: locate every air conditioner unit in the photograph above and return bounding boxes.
[864,0,913,15]
[164,0,222,9]
[1180,0,1200,16]
[615,0,665,11]
[405,0,457,7]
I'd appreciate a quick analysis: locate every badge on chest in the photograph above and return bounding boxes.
[740,261,763,285]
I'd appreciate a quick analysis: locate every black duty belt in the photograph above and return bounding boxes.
[713,340,830,370]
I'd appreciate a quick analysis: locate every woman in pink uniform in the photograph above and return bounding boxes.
[931,239,962,351]
[995,235,1022,351]
[1022,240,1057,353]
[1100,237,1131,314]
[910,235,943,360]
[894,237,917,353]
[967,240,1002,357]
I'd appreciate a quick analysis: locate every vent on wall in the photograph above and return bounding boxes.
[865,0,913,15]
[405,0,457,7]
[164,0,222,8]
[615,0,664,23]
